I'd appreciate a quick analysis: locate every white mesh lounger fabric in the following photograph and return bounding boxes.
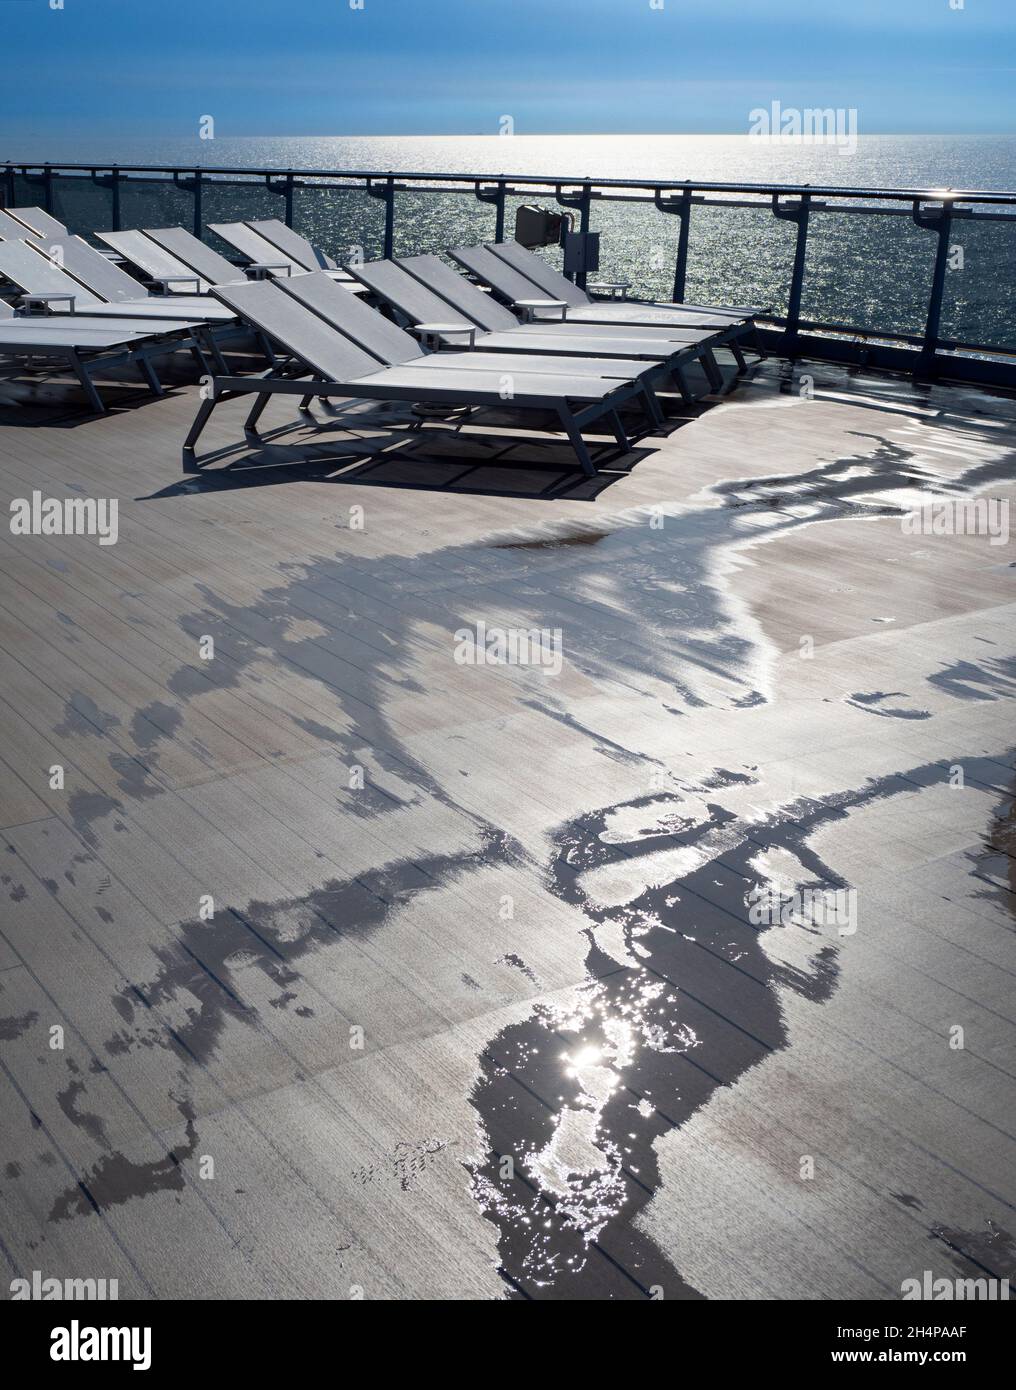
[274,268,673,423]
[11,234,237,323]
[210,220,357,285]
[142,227,249,289]
[3,206,69,238]
[450,243,751,331]
[393,252,741,391]
[484,239,761,325]
[346,256,733,396]
[0,240,213,334]
[95,229,217,294]
[245,219,347,274]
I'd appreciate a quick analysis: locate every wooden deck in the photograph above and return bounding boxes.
[0,349,1014,1300]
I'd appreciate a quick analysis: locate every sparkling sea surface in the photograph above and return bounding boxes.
[6,134,1016,345]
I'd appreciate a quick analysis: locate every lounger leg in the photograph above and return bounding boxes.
[256,331,277,366]
[701,347,724,393]
[66,350,105,415]
[300,375,324,412]
[638,383,664,428]
[608,410,630,454]
[183,393,219,457]
[556,406,596,477]
[672,365,695,405]
[731,340,748,374]
[136,354,164,397]
[196,328,228,376]
[187,329,212,376]
[245,391,272,434]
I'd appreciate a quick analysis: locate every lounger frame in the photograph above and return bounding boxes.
[348,256,736,398]
[184,363,644,475]
[0,325,210,413]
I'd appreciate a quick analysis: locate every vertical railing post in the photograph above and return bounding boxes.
[3,165,14,208]
[366,176,396,259]
[673,187,692,303]
[576,181,592,289]
[913,198,953,375]
[284,172,295,227]
[43,163,53,213]
[772,191,811,353]
[656,186,693,302]
[193,167,203,238]
[383,175,395,258]
[111,166,121,230]
[494,178,506,243]
[474,178,507,242]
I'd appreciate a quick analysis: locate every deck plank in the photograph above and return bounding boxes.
[1,356,1014,1300]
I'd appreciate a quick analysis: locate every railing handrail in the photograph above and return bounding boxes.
[4,160,1016,205]
[4,157,1016,388]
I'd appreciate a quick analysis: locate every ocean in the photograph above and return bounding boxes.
[5,134,1016,345]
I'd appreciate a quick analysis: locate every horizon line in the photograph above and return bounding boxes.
[5,130,1016,142]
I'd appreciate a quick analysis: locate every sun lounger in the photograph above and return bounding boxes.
[349,255,706,349]
[274,269,671,423]
[0,237,231,377]
[245,219,346,273]
[183,278,654,475]
[0,209,40,241]
[451,243,750,330]
[141,227,250,288]
[3,206,69,239]
[454,244,572,311]
[452,243,762,364]
[481,240,762,328]
[208,222,357,285]
[392,252,742,389]
[0,239,228,376]
[94,229,221,294]
[0,239,200,327]
[0,298,201,412]
[344,256,731,395]
[207,223,317,279]
[9,234,237,323]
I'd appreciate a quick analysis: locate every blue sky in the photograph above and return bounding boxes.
[0,0,1014,137]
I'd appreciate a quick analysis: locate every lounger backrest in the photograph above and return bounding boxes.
[207,223,305,276]
[0,238,105,307]
[210,279,383,383]
[348,258,476,333]
[448,244,550,307]
[144,227,243,285]
[396,253,517,332]
[248,220,338,271]
[277,271,423,366]
[0,209,35,240]
[95,230,211,291]
[486,240,589,307]
[0,299,13,319]
[26,234,151,304]
[7,206,68,239]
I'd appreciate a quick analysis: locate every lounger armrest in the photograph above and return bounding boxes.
[513,298,569,323]
[588,280,631,300]
[246,263,291,280]
[150,275,203,294]
[20,292,76,314]
[412,322,477,350]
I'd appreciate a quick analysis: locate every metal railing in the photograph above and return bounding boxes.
[4,160,1016,387]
